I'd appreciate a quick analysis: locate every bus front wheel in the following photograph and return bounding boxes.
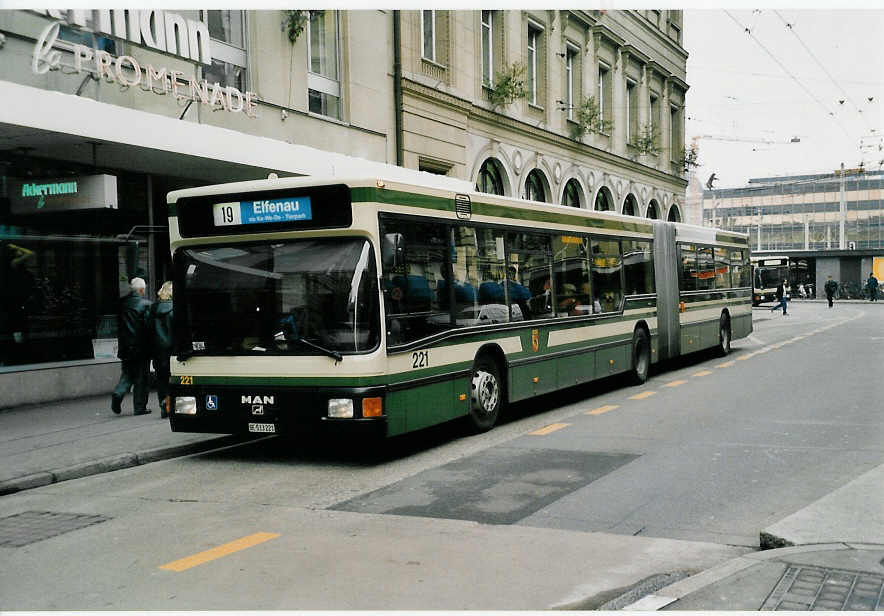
[717,314,732,357]
[468,357,502,432]
[629,328,651,385]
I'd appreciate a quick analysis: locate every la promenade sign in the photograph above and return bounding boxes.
[31,9,258,117]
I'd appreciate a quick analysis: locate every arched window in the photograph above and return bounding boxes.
[623,194,638,216]
[525,169,547,202]
[667,205,682,222]
[562,178,582,208]
[595,187,612,211]
[647,200,660,219]
[476,158,505,196]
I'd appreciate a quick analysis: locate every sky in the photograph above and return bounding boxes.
[683,7,884,188]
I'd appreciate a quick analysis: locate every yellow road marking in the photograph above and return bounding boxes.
[737,353,755,361]
[586,404,620,415]
[693,370,713,377]
[664,380,687,387]
[529,422,571,436]
[629,391,657,400]
[160,532,280,572]
[716,361,736,368]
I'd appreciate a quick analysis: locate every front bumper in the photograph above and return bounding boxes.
[169,383,387,438]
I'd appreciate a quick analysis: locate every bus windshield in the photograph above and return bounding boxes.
[755,265,788,289]
[175,238,380,357]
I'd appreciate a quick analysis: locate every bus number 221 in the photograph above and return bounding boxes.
[412,350,429,369]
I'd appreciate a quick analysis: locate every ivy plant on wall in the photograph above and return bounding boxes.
[281,10,311,44]
[631,124,660,156]
[488,62,528,108]
[570,95,612,140]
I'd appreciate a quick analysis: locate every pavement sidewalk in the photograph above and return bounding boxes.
[0,392,245,496]
[1,390,882,610]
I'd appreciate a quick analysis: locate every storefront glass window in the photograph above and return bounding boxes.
[1,237,142,368]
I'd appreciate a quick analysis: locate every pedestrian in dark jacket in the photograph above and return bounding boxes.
[867,273,879,302]
[111,277,152,415]
[149,281,174,417]
[824,275,838,308]
[770,280,788,315]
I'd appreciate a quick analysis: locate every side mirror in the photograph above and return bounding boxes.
[382,233,404,269]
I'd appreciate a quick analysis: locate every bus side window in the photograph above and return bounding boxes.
[591,238,622,313]
[379,217,453,344]
[508,231,552,319]
[552,235,591,316]
[680,244,697,292]
[697,246,714,291]
[623,239,654,295]
[714,247,729,289]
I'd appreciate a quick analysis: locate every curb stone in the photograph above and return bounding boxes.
[0,435,250,496]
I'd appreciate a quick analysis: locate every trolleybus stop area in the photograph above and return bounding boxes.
[1,389,882,610]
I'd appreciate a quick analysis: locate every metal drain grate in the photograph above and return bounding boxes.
[0,511,109,548]
[761,564,884,610]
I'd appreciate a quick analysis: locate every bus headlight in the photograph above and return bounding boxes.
[175,396,197,415]
[328,398,354,418]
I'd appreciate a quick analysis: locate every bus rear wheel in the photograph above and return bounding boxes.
[629,328,650,385]
[717,314,732,356]
[468,357,502,432]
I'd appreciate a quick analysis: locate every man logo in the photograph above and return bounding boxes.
[241,395,274,405]
[251,404,264,416]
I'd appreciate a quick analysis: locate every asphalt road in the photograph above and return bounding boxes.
[1,300,881,609]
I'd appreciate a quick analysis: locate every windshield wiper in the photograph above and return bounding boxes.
[275,330,343,362]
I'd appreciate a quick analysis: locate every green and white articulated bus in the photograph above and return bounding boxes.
[166,176,752,438]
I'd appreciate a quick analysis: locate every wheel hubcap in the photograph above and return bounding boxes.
[471,370,499,414]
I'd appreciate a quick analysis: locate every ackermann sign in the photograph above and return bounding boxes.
[34,9,211,65]
[31,10,258,117]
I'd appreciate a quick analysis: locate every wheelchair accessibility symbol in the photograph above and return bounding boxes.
[205,395,218,410]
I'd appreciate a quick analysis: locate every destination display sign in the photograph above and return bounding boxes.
[213,197,313,227]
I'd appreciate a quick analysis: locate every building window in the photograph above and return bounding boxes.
[562,179,581,208]
[595,187,613,211]
[202,10,247,90]
[481,10,493,86]
[668,10,682,44]
[598,63,612,129]
[649,93,660,141]
[307,10,341,119]
[422,10,436,61]
[623,194,638,216]
[647,200,660,219]
[626,80,638,144]
[476,158,506,196]
[565,45,579,121]
[527,26,539,105]
[670,104,683,162]
[525,169,547,202]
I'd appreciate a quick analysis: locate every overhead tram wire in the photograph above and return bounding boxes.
[773,10,872,133]
[722,10,854,143]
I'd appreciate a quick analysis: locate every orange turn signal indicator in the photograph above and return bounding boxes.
[362,397,383,418]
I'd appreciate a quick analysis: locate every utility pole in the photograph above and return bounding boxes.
[839,162,846,249]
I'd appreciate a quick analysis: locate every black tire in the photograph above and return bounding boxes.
[717,314,732,357]
[629,328,651,385]
[468,356,502,432]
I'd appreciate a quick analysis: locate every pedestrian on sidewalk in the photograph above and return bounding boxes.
[149,281,174,418]
[824,275,838,308]
[770,279,788,315]
[111,277,152,415]
[866,273,879,302]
